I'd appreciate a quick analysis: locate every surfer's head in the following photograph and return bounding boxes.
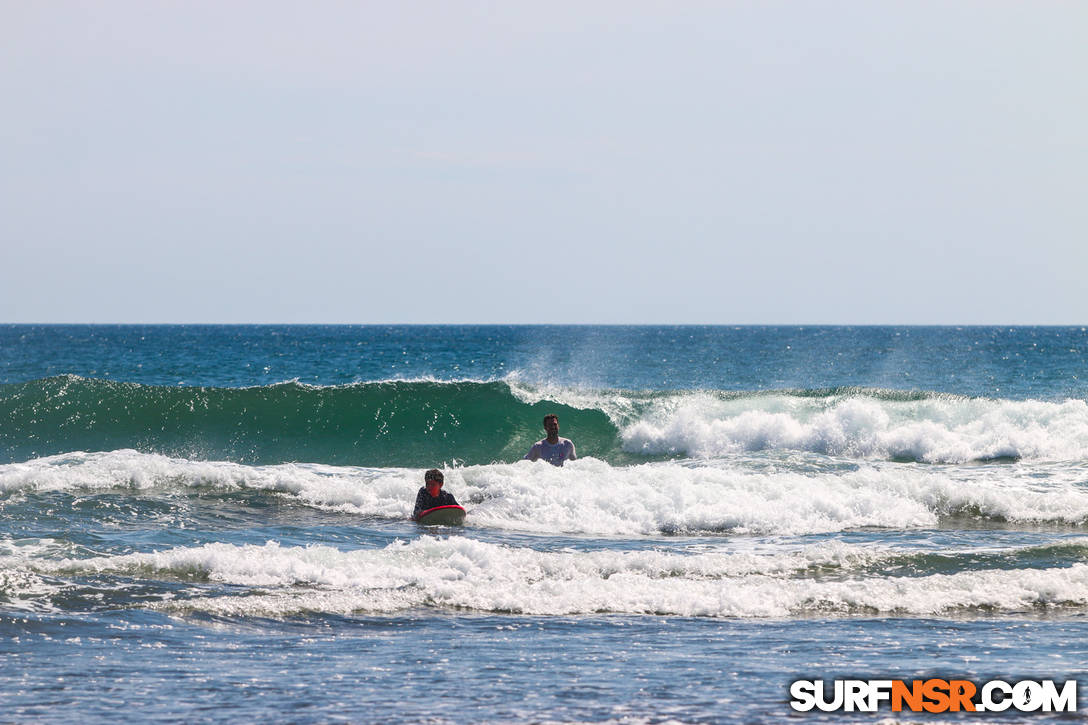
[543,414,559,439]
[424,468,444,496]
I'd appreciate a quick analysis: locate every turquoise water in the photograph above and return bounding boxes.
[2,326,1087,723]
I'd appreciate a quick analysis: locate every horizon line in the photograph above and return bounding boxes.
[3,322,1087,328]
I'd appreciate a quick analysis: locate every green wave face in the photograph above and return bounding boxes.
[0,377,621,466]
[6,377,1085,466]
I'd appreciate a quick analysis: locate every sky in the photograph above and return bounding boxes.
[2,1,1086,324]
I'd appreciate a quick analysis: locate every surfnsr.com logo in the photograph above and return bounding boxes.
[790,679,1077,713]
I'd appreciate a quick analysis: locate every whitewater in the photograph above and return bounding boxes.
[2,325,1087,723]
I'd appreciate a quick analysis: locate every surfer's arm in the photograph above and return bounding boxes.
[567,441,576,461]
[524,443,540,462]
[412,489,428,519]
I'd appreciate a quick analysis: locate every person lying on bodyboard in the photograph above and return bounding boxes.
[412,469,465,525]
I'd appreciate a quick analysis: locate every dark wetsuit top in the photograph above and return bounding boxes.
[413,487,459,519]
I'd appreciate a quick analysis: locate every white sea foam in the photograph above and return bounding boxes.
[507,380,1088,463]
[0,562,64,612]
[457,458,939,535]
[619,393,1088,463]
[0,450,421,519]
[5,450,1088,535]
[426,458,1088,535]
[35,538,1088,618]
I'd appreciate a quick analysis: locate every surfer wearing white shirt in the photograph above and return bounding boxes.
[524,414,577,466]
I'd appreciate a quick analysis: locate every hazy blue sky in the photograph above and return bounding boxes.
[3,1,1085,323]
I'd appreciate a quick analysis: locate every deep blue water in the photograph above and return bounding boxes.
[2,326,1087,723]
[4,324,1086,396]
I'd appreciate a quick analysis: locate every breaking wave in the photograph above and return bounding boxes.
[3,376,1088,466]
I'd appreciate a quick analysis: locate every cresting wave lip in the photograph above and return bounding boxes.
[16,538,1088,619]
[3,375,1088,467]
[5,451,1088,536]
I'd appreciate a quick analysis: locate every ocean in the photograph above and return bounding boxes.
[2,325,1087,723]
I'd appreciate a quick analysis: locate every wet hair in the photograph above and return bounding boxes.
[542,414,559,427]
[424,469,444,483]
